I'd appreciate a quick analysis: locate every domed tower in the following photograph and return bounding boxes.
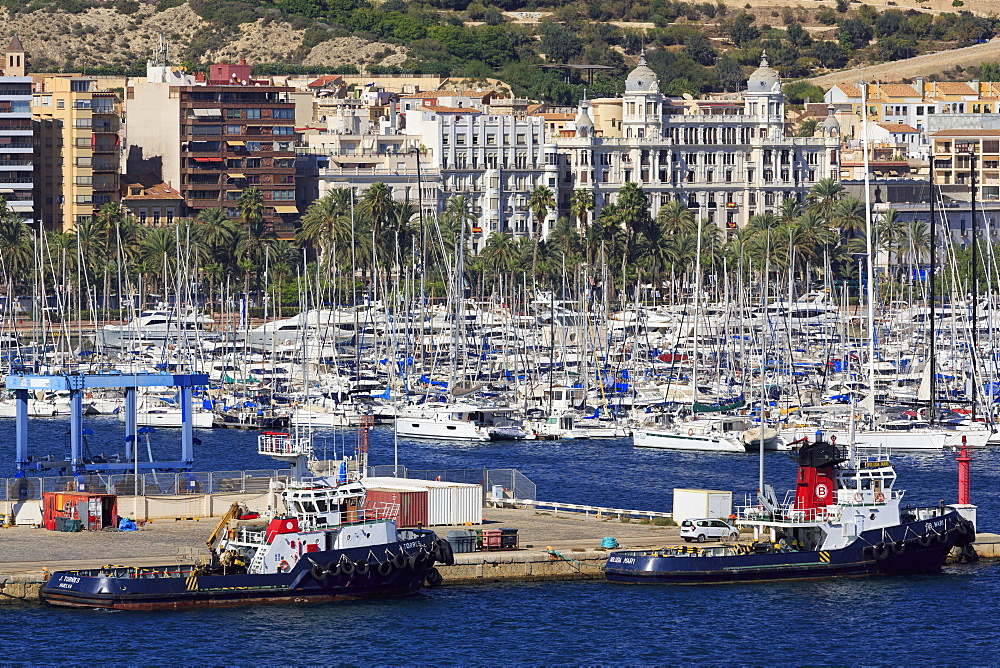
[744,51,783,121]
[819,104,840,138]
[622,50,662,140]
[574,100,594,138]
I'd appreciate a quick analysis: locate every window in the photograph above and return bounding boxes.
[247,141,262,152]
[153,210,161,226]
[57,100,65,109]
[246,158,262,168]
[226,125,241,135]
[73,99,91,109]
[272,190,295,200]
[273,126,294,135]
[70,80,90,92]
[245,109,261,119]
[486,134,496,145]
[74,195,93,204]
[76,157,92,167]
[76,215,91,225]
[130,187,142,196]
[227,108,242,119]
[74,175,92,185]
[516,133,526,144]
[272,108,294,119]
[456,134,466,145]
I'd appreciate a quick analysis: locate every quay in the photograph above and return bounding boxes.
[1,505,997,604]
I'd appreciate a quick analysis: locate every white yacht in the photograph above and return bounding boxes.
[395,403,528,441]
[96,305,218,348]
[632,415,748,453]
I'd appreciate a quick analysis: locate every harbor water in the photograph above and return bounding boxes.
[1,419,997,663]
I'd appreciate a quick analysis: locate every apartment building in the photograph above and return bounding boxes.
[126,60,298,238]
[33,76,121,231]
[929,129,1000,203]
[0,37,33,224]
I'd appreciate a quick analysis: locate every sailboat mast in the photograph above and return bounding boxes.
[861,81,878,424]
[691,214,702,413]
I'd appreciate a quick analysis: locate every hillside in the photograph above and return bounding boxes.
[2,0,999,101]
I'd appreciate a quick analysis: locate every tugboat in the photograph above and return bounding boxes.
[40,431,453,609]
[604,432,976,584]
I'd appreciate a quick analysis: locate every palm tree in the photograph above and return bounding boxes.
[297,191,343,270]
[237,186,266,300]
[138,226,176,294]
[362,182,394,245]
[481,231,518,292]
[875,208,905,276]
[528,185,555,280]
[615,182,651,264]
[655,199,697,237]
[0,206,33,290]
[569,189,594,233]
[807,177,845,219]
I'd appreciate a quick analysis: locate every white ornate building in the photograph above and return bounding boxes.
[553,53,842,232]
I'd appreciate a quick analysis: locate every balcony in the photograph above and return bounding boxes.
[0,159,31,167]
[0,142,33,151]
[92,144,121,154]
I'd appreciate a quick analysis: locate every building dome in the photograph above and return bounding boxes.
[821,104,840,137]
[747,51,781,93]
[574,101,593,137]
[625,51,659,93]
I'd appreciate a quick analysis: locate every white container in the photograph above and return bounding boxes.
[365,477,483,525]
[672,488,732,523]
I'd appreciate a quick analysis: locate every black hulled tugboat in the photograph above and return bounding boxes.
[605,433,976,584]
[41,431,453,609]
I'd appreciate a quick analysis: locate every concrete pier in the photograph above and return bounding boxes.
[0,508,995,603]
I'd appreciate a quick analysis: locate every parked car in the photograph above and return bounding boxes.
[680,518,738,543]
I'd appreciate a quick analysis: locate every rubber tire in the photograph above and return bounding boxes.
[354,560,370,575]
[340,557,356,576]
[683,538,692,543]
[697,534,706,543]
[434,539,455,566]
[937,531,948,544]
[326,561,342,576]
[873,542,890,561]
[962,544,978,561]
[377,560,393,576]
[728,532,739,541]
[311,562,328,581]
[891,541,906,555]
[425,567,444,587]
[918,534,933,547]
[392,552,409,570]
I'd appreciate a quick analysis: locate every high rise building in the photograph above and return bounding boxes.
[0,36,33,224]
[126,59,298,238]
[33,77,121,231]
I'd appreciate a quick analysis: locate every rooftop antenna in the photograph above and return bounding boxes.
[153,34,168,67]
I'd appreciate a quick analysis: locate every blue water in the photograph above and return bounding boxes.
[1,419,997,664]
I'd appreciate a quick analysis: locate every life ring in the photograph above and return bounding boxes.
[853,492,863,503]
[283,339,292,346]
[377,560,394,576]
[85,392,93,399]
[278,560,290,572]
[873,542,890,561]
[918,534,933,547]
[354,560,370,575]
[687,428,694,436]
[891,540,906,555]
[310,561,327,581]
[875,492,885,503]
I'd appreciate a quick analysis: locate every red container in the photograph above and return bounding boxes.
[364,489,429,528]
[42,492,118,531]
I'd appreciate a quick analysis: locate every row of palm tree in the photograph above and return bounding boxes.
[0,177,978,312]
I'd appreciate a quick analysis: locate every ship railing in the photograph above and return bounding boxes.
[738,504,838,524]
[257,432,314,457]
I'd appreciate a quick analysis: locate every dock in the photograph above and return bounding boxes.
[1,507,996,603]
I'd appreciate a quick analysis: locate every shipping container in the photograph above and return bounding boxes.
[363,488,429,528]
[671,488,732,523]
[42,492,118,531]
[364,477,483,526]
